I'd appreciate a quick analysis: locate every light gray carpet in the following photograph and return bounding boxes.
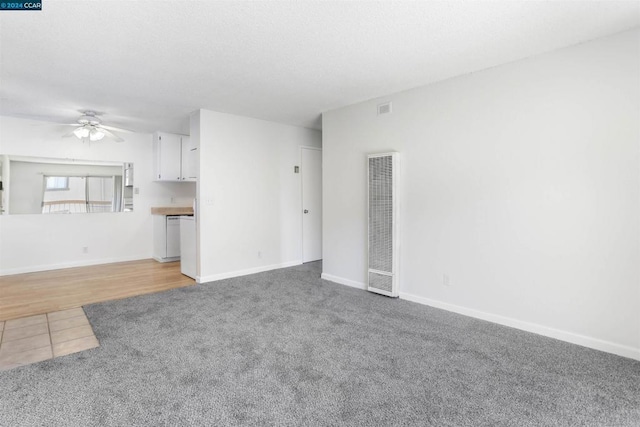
[1,261,639,426]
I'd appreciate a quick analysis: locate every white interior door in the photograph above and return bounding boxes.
[302,147,322,262]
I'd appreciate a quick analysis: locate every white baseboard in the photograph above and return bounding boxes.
[320,273,367,290]
[198,260,302,284]
[152,256,180,263]
[0,254,150,277]
[316,272,639,361]
[399,291,640,361]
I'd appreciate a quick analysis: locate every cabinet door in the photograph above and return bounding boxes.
[155,133,182,181]
[152,215,168,258]
[166,216,181,257]
[181,136,198,181]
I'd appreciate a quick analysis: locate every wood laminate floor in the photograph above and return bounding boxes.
[0,259,195,321]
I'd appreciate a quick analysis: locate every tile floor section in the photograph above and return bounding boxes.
[0,307,99,371]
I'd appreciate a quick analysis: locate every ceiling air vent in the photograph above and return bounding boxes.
[377,102,392,115]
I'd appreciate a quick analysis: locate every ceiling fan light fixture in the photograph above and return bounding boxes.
[73,126,90,139]
[89,128,105,141]
[64,112,126,142]
[78,111,101,126]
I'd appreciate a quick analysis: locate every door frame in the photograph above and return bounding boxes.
[300,146,322,263]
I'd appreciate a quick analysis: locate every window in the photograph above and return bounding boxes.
[45,176,69,191]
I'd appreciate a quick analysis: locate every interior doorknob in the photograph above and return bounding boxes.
[304,209,309,214]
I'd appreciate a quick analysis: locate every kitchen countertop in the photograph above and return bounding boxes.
[150,207,194,215]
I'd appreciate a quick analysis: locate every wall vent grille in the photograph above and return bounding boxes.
[377,102,392,115]
[368,152,399,297]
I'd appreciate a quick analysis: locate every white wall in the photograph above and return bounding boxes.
[322,29,640,360]
[0,116,195,274]
[194,109,321,282]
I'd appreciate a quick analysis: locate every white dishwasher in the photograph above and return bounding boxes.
[152,215,181,262]
[180,215,196,279]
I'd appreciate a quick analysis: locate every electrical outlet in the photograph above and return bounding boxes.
[83,246,89,254]
[258,251,262,258]
[443,274,450,287]
[170,196,176,204]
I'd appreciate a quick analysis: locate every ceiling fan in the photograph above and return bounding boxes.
[62,111,127,142]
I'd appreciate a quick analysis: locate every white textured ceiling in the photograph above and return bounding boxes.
[1,1,638,133]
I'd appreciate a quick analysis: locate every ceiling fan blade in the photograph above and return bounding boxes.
[100,124,134,134]
[62,130,77,138]
[99,127,124,142]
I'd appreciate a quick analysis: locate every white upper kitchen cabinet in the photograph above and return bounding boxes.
[153,132,182,181]
[180,136,198,182]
